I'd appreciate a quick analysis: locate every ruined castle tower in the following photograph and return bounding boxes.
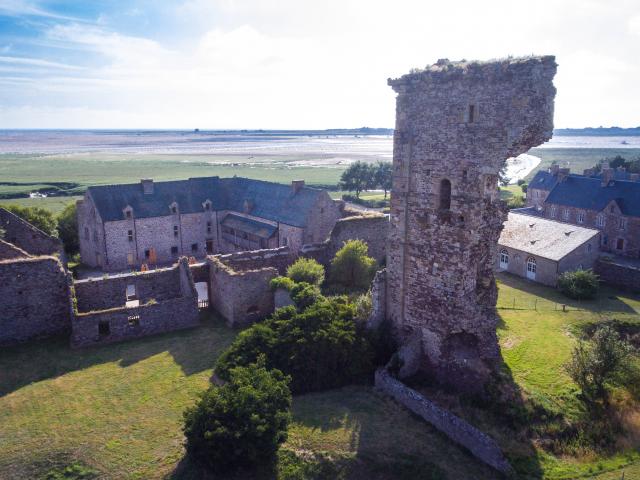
[386,57,557,391]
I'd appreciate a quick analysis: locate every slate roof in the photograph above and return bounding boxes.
[221,213,277,239]
[87,177,323,227]
[499,212,600,262]
[529,170,559,191]
[545,175,640,218]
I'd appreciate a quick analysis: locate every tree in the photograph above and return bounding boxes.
[565,326,634,407]
[374,161,393,199]
[520,182,528,193]
[330,239,377,290]
[183,359,291,473]
[339,161,375,198]
[57,203,79,254]
[5,205,56,236]
[286,257,325,286]
[557,269,599,300]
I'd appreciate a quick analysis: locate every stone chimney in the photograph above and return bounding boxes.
[583,168,594,177]
[630,173,640,182]
[291,180,305,194]
[558,167,570,182]
[549,164,560,176]
[141,179,154,195]
[601,168,614,187]
[243,199,254,214]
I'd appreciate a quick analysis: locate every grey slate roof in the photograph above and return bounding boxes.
[221,213,277,238]
[499,212,599,261]
[88,177,323,227]
[545,175,640,218]
[529,170,559,191]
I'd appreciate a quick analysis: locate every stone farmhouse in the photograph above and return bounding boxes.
[496,211,600,286]
[77,176,342,271]
[527,164,640,259]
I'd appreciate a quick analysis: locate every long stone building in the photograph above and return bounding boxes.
[527,165,640,259]
[78,176,341,271]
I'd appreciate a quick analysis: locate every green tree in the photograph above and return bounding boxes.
[374,161,393,199]
[520,182,528,193]
[557,269,599,300]
[286,257,325,286]
[5,205,57,236]
[339,161,375,198]
[330,239,377,290]
[565,326,634,407]
[183,359,291,473]
[57,203,79,254]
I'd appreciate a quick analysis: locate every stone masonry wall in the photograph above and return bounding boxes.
[208,256,277,327]
[375,368,513,475]
[595,258,640,293]
[0,238,30,260]
[216,246,293,275]
[386,57,557,392]
[0,207,62,256]
[0,256,72,346]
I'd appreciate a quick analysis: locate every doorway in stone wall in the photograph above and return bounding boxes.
[195,282,209,309]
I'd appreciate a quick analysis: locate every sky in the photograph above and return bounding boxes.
[0,0,638,129]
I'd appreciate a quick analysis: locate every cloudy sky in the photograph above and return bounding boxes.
[0,0,638,129]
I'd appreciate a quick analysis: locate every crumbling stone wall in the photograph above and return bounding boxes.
[386,57,557,392]
[375,368,513,475]
[0,207,62,256]
[216,246,293,275]
[0,256,72,346]
[595,258,640,293]
[208,256,277,327]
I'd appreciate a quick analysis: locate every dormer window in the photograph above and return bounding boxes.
[169,202,178,214]
[203,199,212,211]
[123,206,133,220]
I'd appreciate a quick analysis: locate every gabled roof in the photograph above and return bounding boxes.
[545,175,640,218]
[87,177,324,227]
[499,212,599,261]
[221,214,277,239]
[529,170,559,191]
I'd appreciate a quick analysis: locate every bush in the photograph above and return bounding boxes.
[286,257,325,286]
[517,179,525,186]
[183,359,291,473]
[558,269,599,300]
[290,282,322,310]
[57,203,79,254]
[5,205,57,236]
[270,276,295,292]
[216,297,375,394]
[330,240,377,290]
[520,182,528,193]
[506,196,525,209]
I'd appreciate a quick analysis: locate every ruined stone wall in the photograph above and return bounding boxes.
[215,247,293,275]
[208,256,277,327]
[0,207,62,257]
[74,264,182,312]
[77,195,106,268]
[366,269,387,329]
[595,258,640,293]
[0,239,30,260]
[0,256,72,346]
[374,369,512,475]
[386,57,557,392]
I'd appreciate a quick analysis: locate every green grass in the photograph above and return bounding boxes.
[0,196,81,215]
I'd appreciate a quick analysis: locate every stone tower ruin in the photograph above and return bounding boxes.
[386,56,557,391]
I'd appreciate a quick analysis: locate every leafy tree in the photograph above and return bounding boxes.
[557,269,599,300]
[330,240,377,290]
[183,359,291,473]
[565,326,634,407]
[374,161,393,199]
[286,257,325,286]
[289,282,322,310]
[57,203,79,254]
[520,182,528,193]
[216,297,375,394]
[5,205,57,236]
[339,161,375,198]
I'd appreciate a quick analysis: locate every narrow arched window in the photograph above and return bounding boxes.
[500,249,509,269]
[439,179,451,210]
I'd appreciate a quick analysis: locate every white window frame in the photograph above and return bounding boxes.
[596,214,605,227]
[562,209,570,221]
[577,211,585,224]
[499,249,509,269]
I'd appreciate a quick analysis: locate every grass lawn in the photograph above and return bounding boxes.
[0,195,81,215]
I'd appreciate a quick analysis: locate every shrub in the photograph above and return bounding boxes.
[216,297,375,394]
[558,269,599,300]
[354,291,372,322]
[330,240,377,290]
[270,276,295,292]
[5,205,57,236]
[520,182,528,193]
[506,196,525,209]
[517,179,525,186]
[290,282,322,310]
[286,257,325,286]
[57,203,79,254]
[183,359,291,473]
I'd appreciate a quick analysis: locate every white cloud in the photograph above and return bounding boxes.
[0,54,84,70]
[0,0,85,21]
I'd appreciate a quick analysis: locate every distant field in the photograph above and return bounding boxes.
[0,196,81,215]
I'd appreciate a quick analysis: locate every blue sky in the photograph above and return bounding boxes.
[0,0,639,129]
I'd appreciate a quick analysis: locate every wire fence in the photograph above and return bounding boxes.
[496,295,610,313]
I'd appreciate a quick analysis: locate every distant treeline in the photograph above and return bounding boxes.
[554,127,640,136]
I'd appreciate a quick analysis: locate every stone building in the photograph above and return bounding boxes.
[527,165,640,259]
[497,211,600,286]
[385,57,557,392]
[77,176,341,271]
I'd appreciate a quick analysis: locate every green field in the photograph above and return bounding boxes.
[2,278,639,479]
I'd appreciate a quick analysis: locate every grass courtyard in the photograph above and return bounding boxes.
[1,278,639,479]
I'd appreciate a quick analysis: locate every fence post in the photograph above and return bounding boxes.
[513,298,515,309]
[534,299,537,311]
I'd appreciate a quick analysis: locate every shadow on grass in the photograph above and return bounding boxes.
[496,271,638,315]
[0,311,235,398]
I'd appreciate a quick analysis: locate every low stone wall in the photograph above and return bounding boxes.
[375,368,513,476]
[0,207,62,256]
[0,256,72,346]
[71,297,199,347]
[0,238,30,260]
[215,247,293,274]
[595,258,640,293]
[208,256,277,327]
